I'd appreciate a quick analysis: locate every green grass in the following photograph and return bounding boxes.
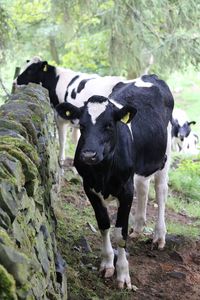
[167,68,200,136]
[167,196,200,219]
[169,154,200,202]
[167,221,199,238]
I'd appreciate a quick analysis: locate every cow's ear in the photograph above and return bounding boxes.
[114,105,137,124]
[188,121,196,126]
[41,61,48,72]
[55,102,82,120]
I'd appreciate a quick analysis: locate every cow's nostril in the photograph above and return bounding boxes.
[82,151,97,159]
[81,151,97,164]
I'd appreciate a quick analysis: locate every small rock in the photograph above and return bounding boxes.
[87,222,97,233]
[167,271,186,279]
[73,246,81,252]
[77,236,92,253]
[132,284,138,292]
[169,251,184,263]
[191,253,200,265]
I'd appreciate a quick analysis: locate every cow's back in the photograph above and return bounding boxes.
[110,75,174,176]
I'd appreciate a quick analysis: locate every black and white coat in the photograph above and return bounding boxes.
[56,74,174,288]
[15,57,124,165]
[171,108,197,153]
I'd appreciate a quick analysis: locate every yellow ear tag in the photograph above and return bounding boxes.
[43,65,48,72]
[121,112,130,124]
[66,111,70,117]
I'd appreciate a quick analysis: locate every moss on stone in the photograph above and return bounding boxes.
[0,228,14,247]
[0,152,25,188]
[0,136,40,166]
[0,118,28,140]
[0,264,17,300]
[0,146,40,196]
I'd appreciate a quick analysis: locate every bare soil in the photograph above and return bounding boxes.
[57,159,200,300]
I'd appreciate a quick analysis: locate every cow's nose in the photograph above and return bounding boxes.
[180,135,184,141]
[81,151,97,164]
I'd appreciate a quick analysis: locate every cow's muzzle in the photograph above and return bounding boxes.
[80,151,98,165]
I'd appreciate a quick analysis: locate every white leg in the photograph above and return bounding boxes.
[130,175,150,237]
[56,117,68,166]
[71,127,80,146]
[100,229,114,278]
[153,123,171,249]
[114,228,131,289]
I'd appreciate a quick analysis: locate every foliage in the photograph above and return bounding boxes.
[0,0,200,76]
[169,155,200,202]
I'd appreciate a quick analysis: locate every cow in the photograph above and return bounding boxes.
[171,108,196,153]
[181,131,199,155]
[55,74,174,288]
[14,57,124,165]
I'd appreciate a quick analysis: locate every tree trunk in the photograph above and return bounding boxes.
[49,36,60,65]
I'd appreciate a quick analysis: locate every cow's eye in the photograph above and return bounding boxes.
[105,123,113,131]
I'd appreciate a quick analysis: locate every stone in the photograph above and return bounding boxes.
[0,264,17,300]
[0,207,11,229]
[0,243,30,285]
[0,84,66,299]
[0,183,19,219]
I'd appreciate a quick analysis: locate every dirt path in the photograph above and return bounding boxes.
[56,161,200,300]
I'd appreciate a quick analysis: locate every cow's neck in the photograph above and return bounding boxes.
[41,65,60,107]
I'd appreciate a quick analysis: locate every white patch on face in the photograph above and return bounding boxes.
[87,101,109,124]
[124,77,153,88]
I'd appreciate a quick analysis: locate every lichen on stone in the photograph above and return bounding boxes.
[0,264,17,300]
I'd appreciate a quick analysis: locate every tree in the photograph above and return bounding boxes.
[0,0,200,87]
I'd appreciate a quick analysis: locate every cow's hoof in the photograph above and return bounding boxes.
[117,279,132,289]
[100,267,115,278]
[152,237,165,250]
[129,231,140,238]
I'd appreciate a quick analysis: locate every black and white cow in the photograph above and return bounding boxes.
[181,131,199,155]
[171,108,196,153]
[15,57,124,165]
[56,75,174,288]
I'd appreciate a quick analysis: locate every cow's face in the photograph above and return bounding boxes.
[172,118,196,141]
[16,59,48,85]
[56,96,137,165]
[178,121,196,141]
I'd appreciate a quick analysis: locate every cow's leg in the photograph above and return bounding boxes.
[56,117,68,166]
[71,127,80,146]
[153,123,171,249]
[115,180,133,289]
[130,175,150,238]
[84,186,114,278]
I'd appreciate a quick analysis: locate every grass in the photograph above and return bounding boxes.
[169,154,200,202]
[167,68,200,136]
[167,222,200,238]
[55,174,134,300]
[167,196,200,219]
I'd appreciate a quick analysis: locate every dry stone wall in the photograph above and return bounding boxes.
[0,84,67,299]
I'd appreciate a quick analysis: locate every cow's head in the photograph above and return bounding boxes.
[172,118,196,141]
[56,96,137,165]
[16,57,48,86]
